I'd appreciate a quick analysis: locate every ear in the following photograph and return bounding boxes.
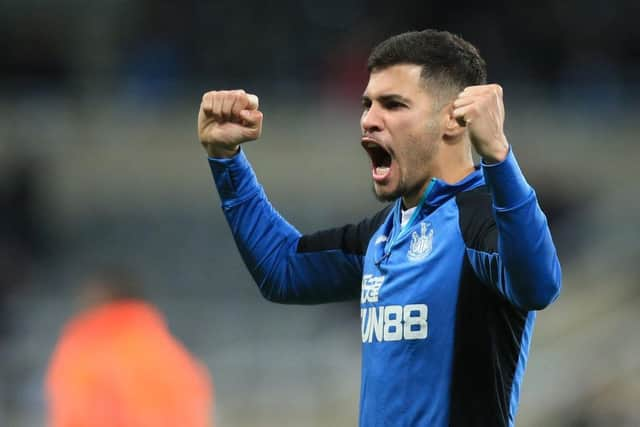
[442,103,466,140]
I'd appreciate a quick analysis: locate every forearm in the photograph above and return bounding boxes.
[209,151,361,304]
[482,148,562,310]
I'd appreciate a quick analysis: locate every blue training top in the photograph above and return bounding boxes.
[208,147,561,427]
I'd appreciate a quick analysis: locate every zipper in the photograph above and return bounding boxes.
[382,178,436,260]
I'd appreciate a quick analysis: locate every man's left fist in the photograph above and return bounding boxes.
[453,84,509,163]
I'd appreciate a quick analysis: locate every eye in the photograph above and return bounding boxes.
[383,100,405,110]
[361,98,372,110]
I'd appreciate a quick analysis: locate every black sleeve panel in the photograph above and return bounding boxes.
[449,256,528,427]
[455,185,498,253]
[451,186,528,426]
[296,204,393,255]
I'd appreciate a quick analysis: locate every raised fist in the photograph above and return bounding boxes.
[453,84,509,163]
[198,89,263,158]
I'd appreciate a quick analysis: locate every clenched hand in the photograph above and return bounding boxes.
[453,84,509,163]
[198,90,263,158]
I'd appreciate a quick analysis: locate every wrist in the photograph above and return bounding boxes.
[203,143,240,159]
[481,136,509,164]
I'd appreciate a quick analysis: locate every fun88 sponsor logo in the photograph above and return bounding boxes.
[361,304,428,343]
[360,275,428,343]
[361,274,385,303]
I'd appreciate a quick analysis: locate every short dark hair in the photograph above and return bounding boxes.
[367,29,487,101]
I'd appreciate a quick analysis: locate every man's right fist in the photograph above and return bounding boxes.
[198,90,263,158]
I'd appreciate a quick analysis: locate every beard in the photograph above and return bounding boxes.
[371,149,438,206]
[369,125,440,205]
[371,177,426,205]
[372,184,399,203]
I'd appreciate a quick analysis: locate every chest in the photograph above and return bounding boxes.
[361,200,466,307]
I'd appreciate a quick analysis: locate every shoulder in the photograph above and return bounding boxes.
[297,204,393,255]
[455,186,497,252]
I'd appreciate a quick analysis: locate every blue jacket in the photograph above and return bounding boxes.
[208,148,561,426]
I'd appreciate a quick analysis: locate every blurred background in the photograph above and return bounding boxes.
[1,0,639,425]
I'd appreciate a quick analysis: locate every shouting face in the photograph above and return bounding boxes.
[361,64,442,207]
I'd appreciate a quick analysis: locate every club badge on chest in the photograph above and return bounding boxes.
[407,222,434,262]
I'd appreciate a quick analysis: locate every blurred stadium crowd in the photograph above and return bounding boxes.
[1,0,639,426]
[2,0,640,102]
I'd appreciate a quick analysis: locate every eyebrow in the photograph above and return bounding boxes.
[361,94,412,105]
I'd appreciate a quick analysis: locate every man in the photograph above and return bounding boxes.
[46,269,214,427]
[198,29,561,426]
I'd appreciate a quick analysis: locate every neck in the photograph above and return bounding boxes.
[433,138,475,183]
[401,141,474,208]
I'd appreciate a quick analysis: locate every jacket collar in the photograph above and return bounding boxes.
[390,166,485,233]
[422,165,485,208]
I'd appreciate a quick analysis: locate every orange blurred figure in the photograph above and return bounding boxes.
[46,269,214,427]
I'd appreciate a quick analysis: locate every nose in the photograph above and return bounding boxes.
[361,104,383,134]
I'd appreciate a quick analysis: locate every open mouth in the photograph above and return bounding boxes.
[362,139,392,181]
